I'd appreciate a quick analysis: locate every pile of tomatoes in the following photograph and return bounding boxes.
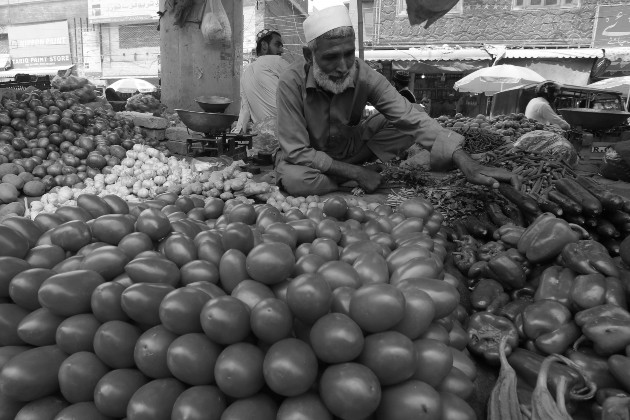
[0,193,477,420]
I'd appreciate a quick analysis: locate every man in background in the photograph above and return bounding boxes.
[234,29,290,133]
[525,81,570,130]
[393,71,417,104]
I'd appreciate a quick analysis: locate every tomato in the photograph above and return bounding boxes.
[375,379,441,420]
[440,391,477,420]
[197,238,225,268]
[276,392,332,420]
[76,194,113,218]
[284,208,306,221]
[79,245,130,281]
[134,208,172,241]
[159,287,210,335]
[243,242,295,286]
[117,232,154,259]
[339,229,370,248]
[38,270,105,317]
[162,233,198,267]
[390,258,443,287]
[339,240,388,265]
[126,378,186,420]
[309,312,364,364]
[227,203,256,225]
[263,338,318,397]
[370,232,396,250]
[451,347,477,381]
[0,225,29,259]
[293,254,326,277]
[250,298,293,344]
[91,281,129,323]
[55,314,102,354]
[317,260,362,290]
[93,320,142,369]
[310,237,339,262]
[271,280,291,302]
[50,401,112,420]
[345,206,366,223]
[134,325,179,379]
[167,333,222,386]
[395,278,459,319]
[436,367,474,401]
[77,242,110,257]
[23,245,65,269]
[171,385,226,420]
[0,393,24,420]
[58,351,110,404]
[330,286,354,316]
[390,217,425,239]
[315,219,342,243]
[448,321,468,351]
[319,363,381,419]
[218,249,248,293]
[358,331,416,386]
[398,198,434,219]
[124,257,181,287]
[349,283,406,333]
[102,194,130,214]
[14,395,69,420]
[1,216,43,248]
[0,257,32,298]
[396,232,435,249]
[389,287,436,341]
[287,219,317,244]
[220,393,278,420]
[0,345,67,402]
[186,281,226,299]
[322,196,348,219]
[221,222,254,255]
[263,222,298,250]
[52,255,84,274]
[352,251,389,285]
[91,214,135,245]
[179,260,220,286]
[9,268,55,311]
[200,295,251,345]
[16,307,64,346]
[232,279,276,309]
[121,283,175,327]
[133,250,166,260]
[50,220,92,253]
[33,212,66,232]
[93,368,149,418]
[419,322,451,344]
[0,346,30,371]
[256,206,285,231]
[55,206,93,223]
[411,338,453,388]
[214,343,265,398]
[285,273,331,325]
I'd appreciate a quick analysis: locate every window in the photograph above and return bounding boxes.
[513,0,578,9]
[397,0,463,16]
[119,24,159,49]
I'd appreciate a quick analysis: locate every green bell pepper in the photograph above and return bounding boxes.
[470,278,504,311]
[534,265,575,308]
[522,299,577,355]
[487,252,527,290]
[466,311,519,365]
[493,225,526,248]
[566,347,623,390]
[582,316,630,356]
[497,295,534,323]
[605,276,628,310]
[570,273,607,311]
[575,304,630,327]
[602,396,630,420]
[560,240,620,278]
[477,241,506,262]
[608,355,630,394]
[517,213,585,264]
[534,321,581,355]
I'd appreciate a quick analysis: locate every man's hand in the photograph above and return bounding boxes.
[356,167,382,193]
[453,149,522,190]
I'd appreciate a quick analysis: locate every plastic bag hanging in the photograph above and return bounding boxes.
[405,0,460,28]
[201,0,223,43]
[212,0,232,45]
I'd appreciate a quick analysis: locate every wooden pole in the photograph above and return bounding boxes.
[357,0,364,60]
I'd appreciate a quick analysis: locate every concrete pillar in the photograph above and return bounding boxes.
[159,0,243,114]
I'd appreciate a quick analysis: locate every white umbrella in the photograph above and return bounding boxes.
[453,64,546,96]
[108,78,156,94]
[589,76,630,110]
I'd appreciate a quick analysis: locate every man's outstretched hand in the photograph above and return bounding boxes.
[356,166,382,193]
[453,149,522,190]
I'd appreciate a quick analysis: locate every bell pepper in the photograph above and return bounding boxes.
[493,225,525,248]
[605,277,628,310]
[566,347,623,390]
[597,389,630,406]
[575,304,630,327]
[497,296,533,323]
[560,240,620,278]
[477,241,506,262]
[608,355,630,394]
[570,273,607,311]
[522,299,577,355]
[534,265,575,308]
[517,212,585,264]
[470,278,504,311]
[508,348,587,399]
[487,252,527,290]
[582,316,630,356]
[467,260,491,279]
[466,311,519,365]
[602,396,630,420]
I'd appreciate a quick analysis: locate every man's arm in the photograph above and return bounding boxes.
[540,103,571,130]
[234,95,251,134]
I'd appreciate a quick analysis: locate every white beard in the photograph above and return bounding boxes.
[313,59,357,95]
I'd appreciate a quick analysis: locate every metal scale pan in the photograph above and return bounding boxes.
[557,108,630,131]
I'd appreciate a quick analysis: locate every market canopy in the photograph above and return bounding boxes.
[453,64,546,96]
[361,47,492,74]
[108,78,157,94]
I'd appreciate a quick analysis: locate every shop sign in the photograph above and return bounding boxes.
[88,0,159,24]
[8,21,71,69]
[82,30,102,73]
[592,4,630,48]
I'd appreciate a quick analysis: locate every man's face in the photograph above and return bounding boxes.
[312,36,356,94]
[263,34,284,56]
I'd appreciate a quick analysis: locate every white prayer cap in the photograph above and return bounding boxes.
[303,5,353,43]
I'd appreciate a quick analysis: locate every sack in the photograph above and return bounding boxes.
[405,0,460,27]
[600,141,630,182]
[514,130,579,167]
[201,0,232,45]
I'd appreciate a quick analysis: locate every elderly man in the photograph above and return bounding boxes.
[234,29,290,133]
[274,5,519,196]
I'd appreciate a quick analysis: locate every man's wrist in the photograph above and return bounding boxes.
[452,148,470,169]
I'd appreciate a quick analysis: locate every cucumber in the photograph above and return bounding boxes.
[599,237,620,257]
[564,214,586,226]
[604,210,630,227]
[462,216,489,239]
[597,218,620,238]
[531,194,563,217]
[575,176,624,212]
[485,202,514,227]
[553,178,602,217]
[547,190,582,216]
[498,183,541,216]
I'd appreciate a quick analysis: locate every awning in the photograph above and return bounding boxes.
[0,65,75,80]
[603,47,630,76]
[362,47,492,74]
[501,48,604,60]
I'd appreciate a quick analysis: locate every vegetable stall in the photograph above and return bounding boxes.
[0,78,629,420]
